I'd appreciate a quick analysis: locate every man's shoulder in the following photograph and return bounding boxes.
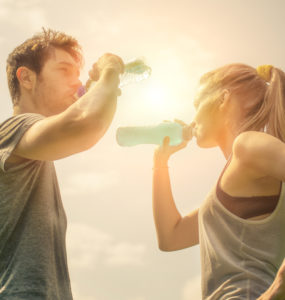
[1,113,44,125]
[0,114,44,137]
[0,113,45,172]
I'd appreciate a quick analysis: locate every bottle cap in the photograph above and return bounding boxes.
[77,85,86,97]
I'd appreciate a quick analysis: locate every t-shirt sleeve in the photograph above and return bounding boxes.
[0,113,45,171]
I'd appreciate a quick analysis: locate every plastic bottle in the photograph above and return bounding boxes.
[119,57,152,87]
[116,121,185,147]
[77,57,151,97]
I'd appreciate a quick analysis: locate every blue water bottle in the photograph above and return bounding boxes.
[116,121,185,147]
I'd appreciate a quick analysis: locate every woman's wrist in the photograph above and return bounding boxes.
[153,164,169,170]
[153,155,169,169]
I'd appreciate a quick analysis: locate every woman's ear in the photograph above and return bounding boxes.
[16,67,36,91]
[218,89,230,110]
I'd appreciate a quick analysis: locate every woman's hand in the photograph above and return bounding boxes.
[257,259,285,300]
[154,119,194,166]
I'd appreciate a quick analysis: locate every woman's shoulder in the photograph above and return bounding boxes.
[232,131,285,180]
[233,131,283,159]
[234,130,279,144]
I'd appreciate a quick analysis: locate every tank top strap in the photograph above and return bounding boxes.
[217,152,233,186]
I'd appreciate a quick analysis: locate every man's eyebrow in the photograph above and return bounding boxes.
[57,61,76,67]
[57,61,80,75]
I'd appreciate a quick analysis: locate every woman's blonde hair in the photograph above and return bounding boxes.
[199,63,285,142]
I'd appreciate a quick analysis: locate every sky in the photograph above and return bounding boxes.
[1,0,285,299]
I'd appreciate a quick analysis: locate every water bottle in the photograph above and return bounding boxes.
[119,57,152,87]
[116,121,185,147]
[77,57,151,97]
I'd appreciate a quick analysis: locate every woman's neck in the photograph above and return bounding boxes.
[217,128,238,159]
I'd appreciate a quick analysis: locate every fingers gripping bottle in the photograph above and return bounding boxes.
[116,121,185,147]
[77,57,152,96]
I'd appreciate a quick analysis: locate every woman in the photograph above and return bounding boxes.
[152,64,285,299]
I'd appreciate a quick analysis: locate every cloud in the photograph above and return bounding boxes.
[0,3,8,18]
[152,34,214,92]
[67,223,112,269]
[181,275,202,300]
[0,1,47,30]
[105,242,146,266]
[67,223,146,270]
[72,281,147,300]
[71,282,99,300]
[0,0,41,8]
[61,170,120,196]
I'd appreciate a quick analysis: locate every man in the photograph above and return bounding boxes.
[0,28,124,299]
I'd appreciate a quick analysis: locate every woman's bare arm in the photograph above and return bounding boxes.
[152,131,199,251]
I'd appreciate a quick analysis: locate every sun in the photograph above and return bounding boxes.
[143,84,168,110]
[136,82,180,118]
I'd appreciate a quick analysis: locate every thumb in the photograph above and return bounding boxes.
[163,136,170,147]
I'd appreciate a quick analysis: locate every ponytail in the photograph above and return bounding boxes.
[240,66,285,142]
[264,68,285,142]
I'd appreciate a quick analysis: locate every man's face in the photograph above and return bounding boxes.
[33,47,82,116]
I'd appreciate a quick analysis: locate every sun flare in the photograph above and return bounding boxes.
[143,84,169,111]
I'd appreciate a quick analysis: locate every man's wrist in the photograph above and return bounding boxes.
[101,67,121,78]
[98,68,120,91]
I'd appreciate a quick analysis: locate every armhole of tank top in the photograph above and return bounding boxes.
[216,153,283,222]
[217,153,233,190]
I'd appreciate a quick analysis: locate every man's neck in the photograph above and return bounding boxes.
[13,94,42,116]
[13,102,36,115]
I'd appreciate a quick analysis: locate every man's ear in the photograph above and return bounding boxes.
[16,67,36,91]
[218,89,230,110]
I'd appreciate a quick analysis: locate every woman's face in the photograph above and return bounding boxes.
[192,85,225,148]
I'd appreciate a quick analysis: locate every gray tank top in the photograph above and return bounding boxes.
[199,166,285,299]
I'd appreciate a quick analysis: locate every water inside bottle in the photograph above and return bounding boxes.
[119,57,152,87]
[116,122,184,147]
[77,57,151,97]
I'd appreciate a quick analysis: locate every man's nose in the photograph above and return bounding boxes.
[71,77,82,89]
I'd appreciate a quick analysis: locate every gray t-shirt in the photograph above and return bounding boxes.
[199,178,285,299]
[0,114,73,300]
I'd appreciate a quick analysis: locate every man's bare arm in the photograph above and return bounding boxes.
[12,57,122,161]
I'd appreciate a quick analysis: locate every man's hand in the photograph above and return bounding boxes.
[257,259,285,300]
[86,53,124,94]
[89,53,124,81]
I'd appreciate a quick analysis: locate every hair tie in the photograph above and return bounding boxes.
[256,65,273,82]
